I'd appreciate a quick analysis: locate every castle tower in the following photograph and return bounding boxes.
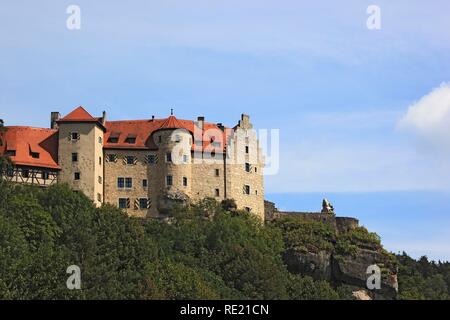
[56,107,105,206]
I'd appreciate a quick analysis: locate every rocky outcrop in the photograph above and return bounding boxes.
[157,191,190,215]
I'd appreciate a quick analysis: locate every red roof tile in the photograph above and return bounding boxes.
[0,126,60,169]
[58,106,98,122]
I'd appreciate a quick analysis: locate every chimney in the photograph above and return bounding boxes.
[217,123,224,131]
[152,115,155,121]
[197,116,205,130]
[50,112,61,129]
[101,111,107,125]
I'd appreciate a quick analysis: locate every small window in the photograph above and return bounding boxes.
[146,154,156,164]
[6,168,14,177]
[245,207,251,212]
[5,150,16,157]
[125,136,136,144]
[107,154,117,162]
[117,177,124,189]
[183,177,188,187]
[215,189,220,197]
[118,198,129,209]
[255,190,258,195]
[42,171,49,180]
[74,172,80,180]
[108,137,119,143]
[166,152,172,162]
[245,163,251,173]
[72,153,78,162]
[22,169,30,178]
[244,185,250,195]
[158,135,162,143]
[166,175,173,186]
[71,132,80,141]
[99,157,102,165]
[126,156,135,165]
[98,136,103,144]
[98,176,102,184]
[97,193,102,202]
[255,167,258,173]
[142,179,148,188]
[125,177,133,189]
[183,155,188,163]
[31,152,40,159]
[215,169,220,177]
[245,146,249,154]
[175,134,181,142]
[139,198,148,209]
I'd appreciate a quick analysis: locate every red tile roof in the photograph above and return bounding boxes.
[104,116,231,152]
[0,126,60,169]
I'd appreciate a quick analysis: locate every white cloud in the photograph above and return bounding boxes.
[398,82,450,150]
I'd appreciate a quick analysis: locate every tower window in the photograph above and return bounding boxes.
[98,136,103,144]
[183,155,188,163]
[142,179,148,188]
[117,177,124,189]
[99,157,102,165]
[146,154,156,164]
[98,176,102,184]
[126,156,135,165]
[71,132,80,141]
[74,172,80,180]
[245,146,249,154]
[166,175,173,186]
[125,177,133,189]
[97,193,102,202]
[215,169,220,176]
[158,135,162,143]
[245,207,251,212]
[183,177,188,187]
[166,152,172,162]
[215,189,220,197]
[244,185,250,195]
[139,198,148,209]
[72,153,78,162]
[245,163,251,172]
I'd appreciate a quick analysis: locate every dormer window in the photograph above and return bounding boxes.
[31,152,40,159]
[5,150,16,157]
[107,132,120,143]
[125,135,136,144]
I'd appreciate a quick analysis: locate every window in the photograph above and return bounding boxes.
[215,189,220,197]
[97,193,102,202]
[245,146,249,154]
[108,137,119,143]
[42,172,49,180]
[6,168,14,177]
[166,175,173,186]
[125,136,136,144]
[158,135,162,143]
[183,177,188,187]
[255,167,258,173]
[183,155,188,163]
[71,132,80,141]
[146,154,156,164]
[98,176,102,184]
[119,198,129,209]
[245,163,251,172]
[215,169,220,177]
[98,136,103,144]
[117,177,124,189]
[99,157,102,165]
[74,172,80,180]
[139,198,148,209]
[22,169,29,178]
[142,179,148,188]
[255,190,258,195]
[5,150,16,157]
[126,156,135,165]
[245,207,251,212]
[72,153,78,162]
[125,177,133,189]
[31,152,40,159]
[107,154,117,162]
[166,152,172,162]
[244,185,250,195]
[175,134,181,142]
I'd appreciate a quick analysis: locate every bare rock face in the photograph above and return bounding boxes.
[157,191,190,215]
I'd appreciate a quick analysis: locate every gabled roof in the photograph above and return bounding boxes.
[0,126,60,169]
[58,106,97,122]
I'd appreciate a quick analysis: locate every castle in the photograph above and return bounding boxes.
[0,107,265,220]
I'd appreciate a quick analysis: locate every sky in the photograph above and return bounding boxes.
[1,0,450,260]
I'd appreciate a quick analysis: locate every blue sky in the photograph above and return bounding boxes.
[1,1,450,260]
